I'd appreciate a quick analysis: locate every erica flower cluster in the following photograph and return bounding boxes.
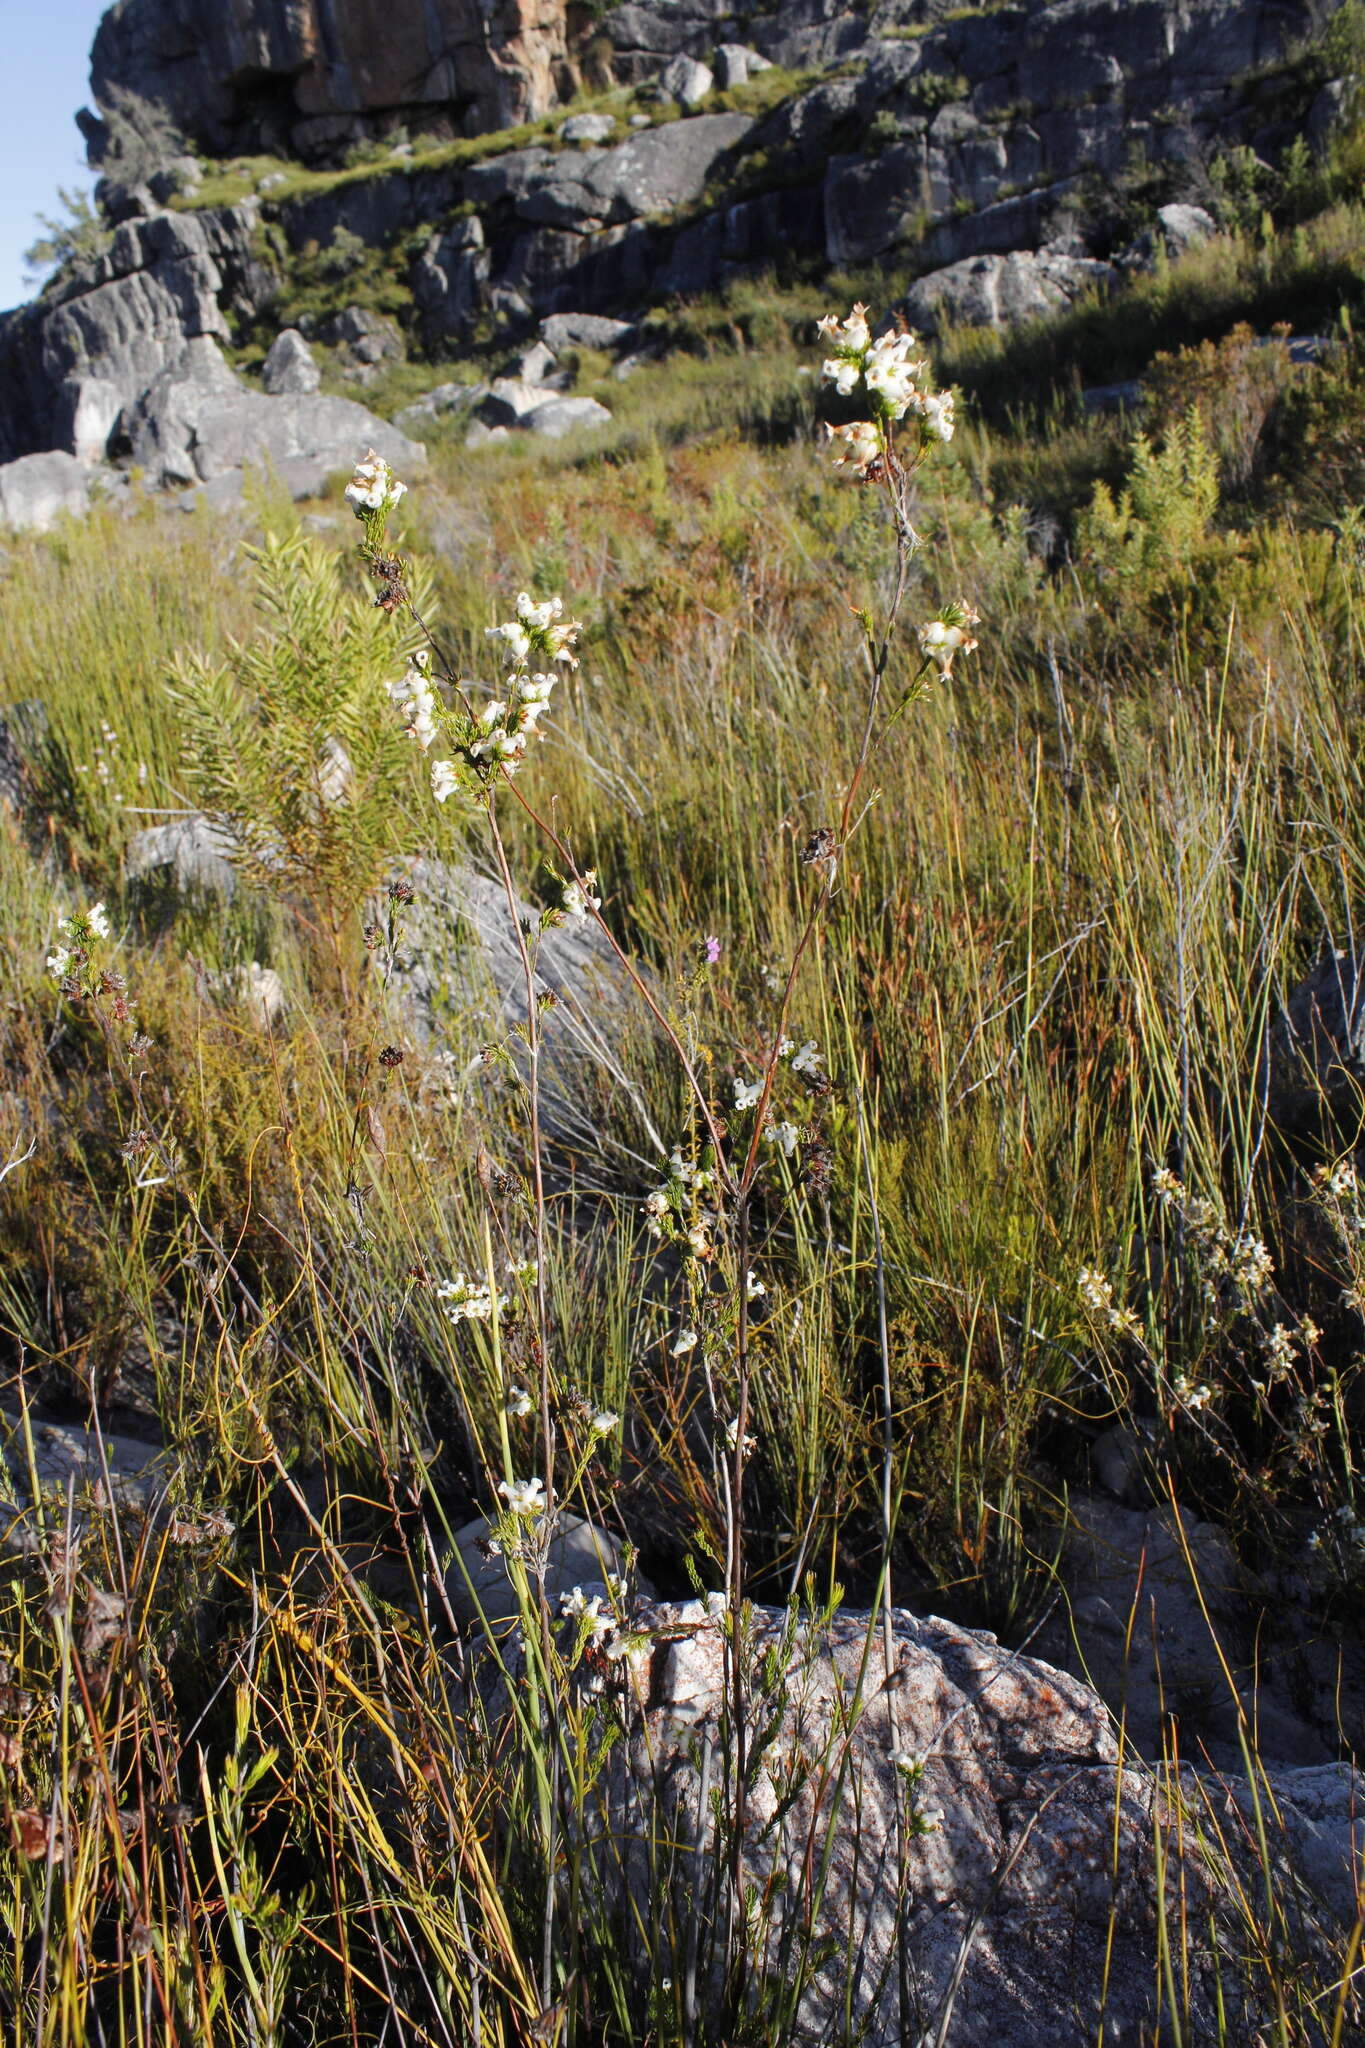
[488,591,580,672]
[817,303,955,477]
[47,902,111,981]
[429,594,581,802]
[436,1272,510,1324]
[1151,1164,1276,1319]
[345,448,407,520]
[729,1034,830,1163]
[387,650,438,751]
[643,1145,721,1257]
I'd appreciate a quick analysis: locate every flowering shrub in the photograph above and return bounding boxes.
[327,303,973,2033]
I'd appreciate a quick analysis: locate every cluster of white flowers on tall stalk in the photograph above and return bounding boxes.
[339,330,976,2004]
[818,303,954,462]
[345,454,581,803]
[817,303,979,678]
[345,447,407,520]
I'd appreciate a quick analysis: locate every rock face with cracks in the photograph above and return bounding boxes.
[87,0,571,157]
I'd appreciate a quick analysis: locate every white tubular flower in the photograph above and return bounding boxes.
[345,447,406,517]
[746,1270,766,1301]
[917,604,980,677]
[1078,1267,1114,1315]
[671,1328,699,1357]
[766,1120,800,1157]
[1233,1234,1274,1292]
[507,1385,534,1417]
[516,593,560,631]
[488,593,581,671]
[560,1586,614,1642]
[816,302,871,353]
[47,945,72,977]
[408,700,438,749]
[436,1273,508,1322]
[389,668,439,750]
[825,420,883,476]
[431,759,460,803]
[589,1410,618,1436]
[470,729,526,767]
[732,1076,762,1111]
[499,1476,546,1516]
[864,332,926,420]
[724,1416,757,1459]
[87,903,111,939]
[487,619,532,666]
[822,357,862,397]
[562,871,602,925]
[790,1039,824,1078]
[918,390,955,441]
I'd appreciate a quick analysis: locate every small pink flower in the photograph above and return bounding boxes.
[705,935,721,964]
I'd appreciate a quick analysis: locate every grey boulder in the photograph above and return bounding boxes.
[559,111,618,144]
[395,381,488,429]
[1157,201,1217,255]
[475,376,558,427]
[660,54,714,108]
[127,337,424,494]
[37,208,241,457]
[523,395,612,438]
[126,812,238,897]
[446,1511,631,1636]
[56,376,125,466]
[384,856,661,1159]
[540,311,636,352]
[477,115,754,228]
[261,327,321,395]
[318,305,405,364]
[0,451,91,533]
[905,248,1115,335]
[597,1597,1363,2046]
[2,1416,175,1556]
[585,111,751,217]
[413,218,490,340]
[713,43,771,89]
[1268,944,1365,1119]
[506,338,562,386]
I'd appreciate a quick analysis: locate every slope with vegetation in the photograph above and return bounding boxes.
[1,6,1365,2047]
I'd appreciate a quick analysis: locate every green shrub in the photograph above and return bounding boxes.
[170,528,432,973]
[1076,405,1221,584]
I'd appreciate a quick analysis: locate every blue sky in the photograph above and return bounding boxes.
[1,0,111,312]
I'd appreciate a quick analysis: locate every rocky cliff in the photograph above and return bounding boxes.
[86,0,573,156]
[0,0,1348,491]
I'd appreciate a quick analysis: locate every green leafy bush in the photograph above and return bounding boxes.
[170,528,431,967]
[1076,406,1221,585]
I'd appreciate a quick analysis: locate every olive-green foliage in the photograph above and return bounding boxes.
[22,188,111,288]
[170,529,430,946]
[1076,406,1220,583]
